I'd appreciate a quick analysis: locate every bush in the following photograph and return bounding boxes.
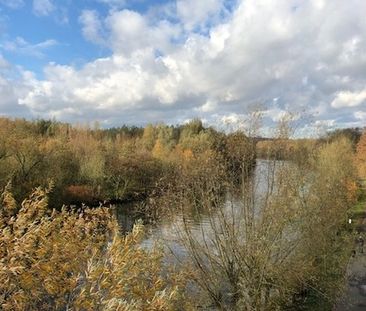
[0,185,188,310]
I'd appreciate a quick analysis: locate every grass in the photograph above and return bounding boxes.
[349,179,366,218]
[351,201,366,216]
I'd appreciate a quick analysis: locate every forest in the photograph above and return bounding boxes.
[1,116,366,310]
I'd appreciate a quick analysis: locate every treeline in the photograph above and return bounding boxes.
[256,127,364,163]
[0,117,256,208]
[256,138,317,164]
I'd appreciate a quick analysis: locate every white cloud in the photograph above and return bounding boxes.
[1,0,366,131]
[177,0,226,31]
[195,99,217,112]
[79,10,105,45]
[0,57,32,117]
[79,8,181,56]
[31,0,68,24]
[33,0,55,16]
[354,111,366,121]
[1,37,58,58]
[331,89,366,108]
[105,9,180,56]
[0,54,9,68]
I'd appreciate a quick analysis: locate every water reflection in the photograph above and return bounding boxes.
[115,159,285,262]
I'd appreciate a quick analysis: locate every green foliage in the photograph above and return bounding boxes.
[179,118,204,138]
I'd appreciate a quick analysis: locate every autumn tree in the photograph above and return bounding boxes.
[356,130,366,179]
[173,131,356,310]
[141,124,157,151]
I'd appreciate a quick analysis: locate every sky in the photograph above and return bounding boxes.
[0,0,365,136]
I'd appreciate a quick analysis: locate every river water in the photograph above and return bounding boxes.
[115,159,283,263]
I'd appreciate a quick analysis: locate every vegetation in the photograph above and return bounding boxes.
[159,128,359,310]
[356,130,366,179]
[325,127,363,150]
[0,117,255,207]
[0,184,189,310]
[0,115,365,310]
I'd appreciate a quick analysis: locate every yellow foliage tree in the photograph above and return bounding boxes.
[152,139,169,160]
[356,130,366,178]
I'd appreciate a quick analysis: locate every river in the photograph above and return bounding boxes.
[115,159,284,263]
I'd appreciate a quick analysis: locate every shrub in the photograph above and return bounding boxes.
[0,185,188,311]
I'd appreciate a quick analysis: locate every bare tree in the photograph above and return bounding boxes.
[173,117,356,310]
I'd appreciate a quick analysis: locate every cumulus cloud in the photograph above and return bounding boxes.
[177,0,227,31]
[331,89,366,108]
[0,56,32,117]
[1,0,366,132]
[79,10,106,45]
[107,9,181,56]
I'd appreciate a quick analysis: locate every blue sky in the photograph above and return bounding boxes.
[1,1,114,74]
[0,0,365,136]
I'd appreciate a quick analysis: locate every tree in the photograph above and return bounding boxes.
[141,124,157,151]
[179,118,204,141]
[356,130,366,178]
[326,127,363,150]
[172,134,356,310]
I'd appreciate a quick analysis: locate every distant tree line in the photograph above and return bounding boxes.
[0,117,256,208]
